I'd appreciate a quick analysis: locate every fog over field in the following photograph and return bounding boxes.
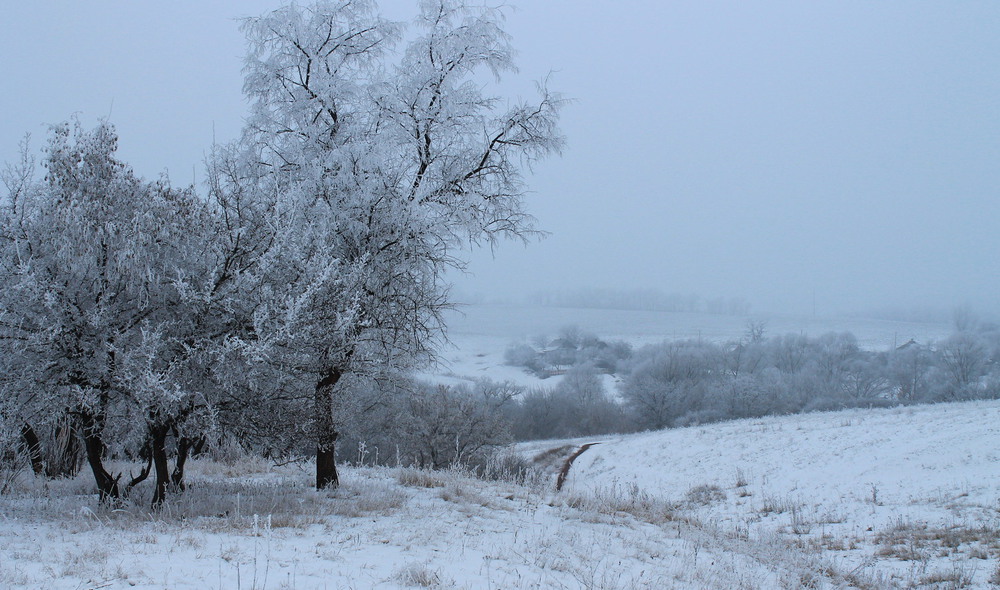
[2,1,998,317]
[4,3,1000,588]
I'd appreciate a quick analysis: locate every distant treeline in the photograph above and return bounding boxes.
[498,321,1000,440]
[528,288,751,316]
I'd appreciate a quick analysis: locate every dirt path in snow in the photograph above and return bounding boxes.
[556,442,601,491]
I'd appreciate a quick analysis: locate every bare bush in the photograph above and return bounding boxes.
[468,449,548,488]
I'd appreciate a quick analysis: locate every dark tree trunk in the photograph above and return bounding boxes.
[150,423,170,508]
[78,412,120,503]
[316,429,339,490]
[19,424,45,476]
[315,369,342,490]
[122,437,152,497]
[124,455,152,496]
[170,434,202,490]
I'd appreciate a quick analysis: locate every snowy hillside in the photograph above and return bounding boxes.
[4,399,998,589]
[557,398,1000,588]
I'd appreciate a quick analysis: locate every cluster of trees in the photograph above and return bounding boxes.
[497,322,1000,440]
[508,365,627,439]
[504,325,632,377]
[620,326,1000,430]
[1,0,562,506]
[335,366,625,467]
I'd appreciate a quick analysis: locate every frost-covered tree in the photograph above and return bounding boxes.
[549,364,624,435]
[621,340,721,429]
[400,380,516,469]
[0,122,214,503]
[938,332,989,399]
[227,0,564,488]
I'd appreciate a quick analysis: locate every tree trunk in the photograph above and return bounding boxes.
[170,434,202,490]
[19,424,45,476]
[315,370,342,490]
[150,423,170,508]
[124,454,152,497]
[78,412,120,503]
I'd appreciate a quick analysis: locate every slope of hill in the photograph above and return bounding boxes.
[556,398,1000,588]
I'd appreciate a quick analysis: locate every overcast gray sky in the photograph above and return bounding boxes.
[2,1,998,317]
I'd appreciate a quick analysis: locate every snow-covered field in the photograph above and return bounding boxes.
[558,399,1000,589]
[3,398,998,589]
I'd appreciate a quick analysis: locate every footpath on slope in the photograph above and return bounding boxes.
[555,442,601,491]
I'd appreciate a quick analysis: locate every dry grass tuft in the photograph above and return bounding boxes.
[874,518,1000,562]
[757,494,799,516]
[686,484,726,506]
[919,566,975,589]
[989,562,1000,586]
[394,562,446,588]
[561,482,687,526]
[0,458,30,496]
[733,467,750,489]
[396,467,449,489]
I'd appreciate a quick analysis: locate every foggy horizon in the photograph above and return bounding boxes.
[3,1,998,320]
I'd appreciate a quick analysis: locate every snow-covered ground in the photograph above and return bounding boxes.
[555,398,1000,589]
[0,459,796,589]
[3,398,998,589]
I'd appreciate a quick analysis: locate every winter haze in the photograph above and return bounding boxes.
[2,1,998,316]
